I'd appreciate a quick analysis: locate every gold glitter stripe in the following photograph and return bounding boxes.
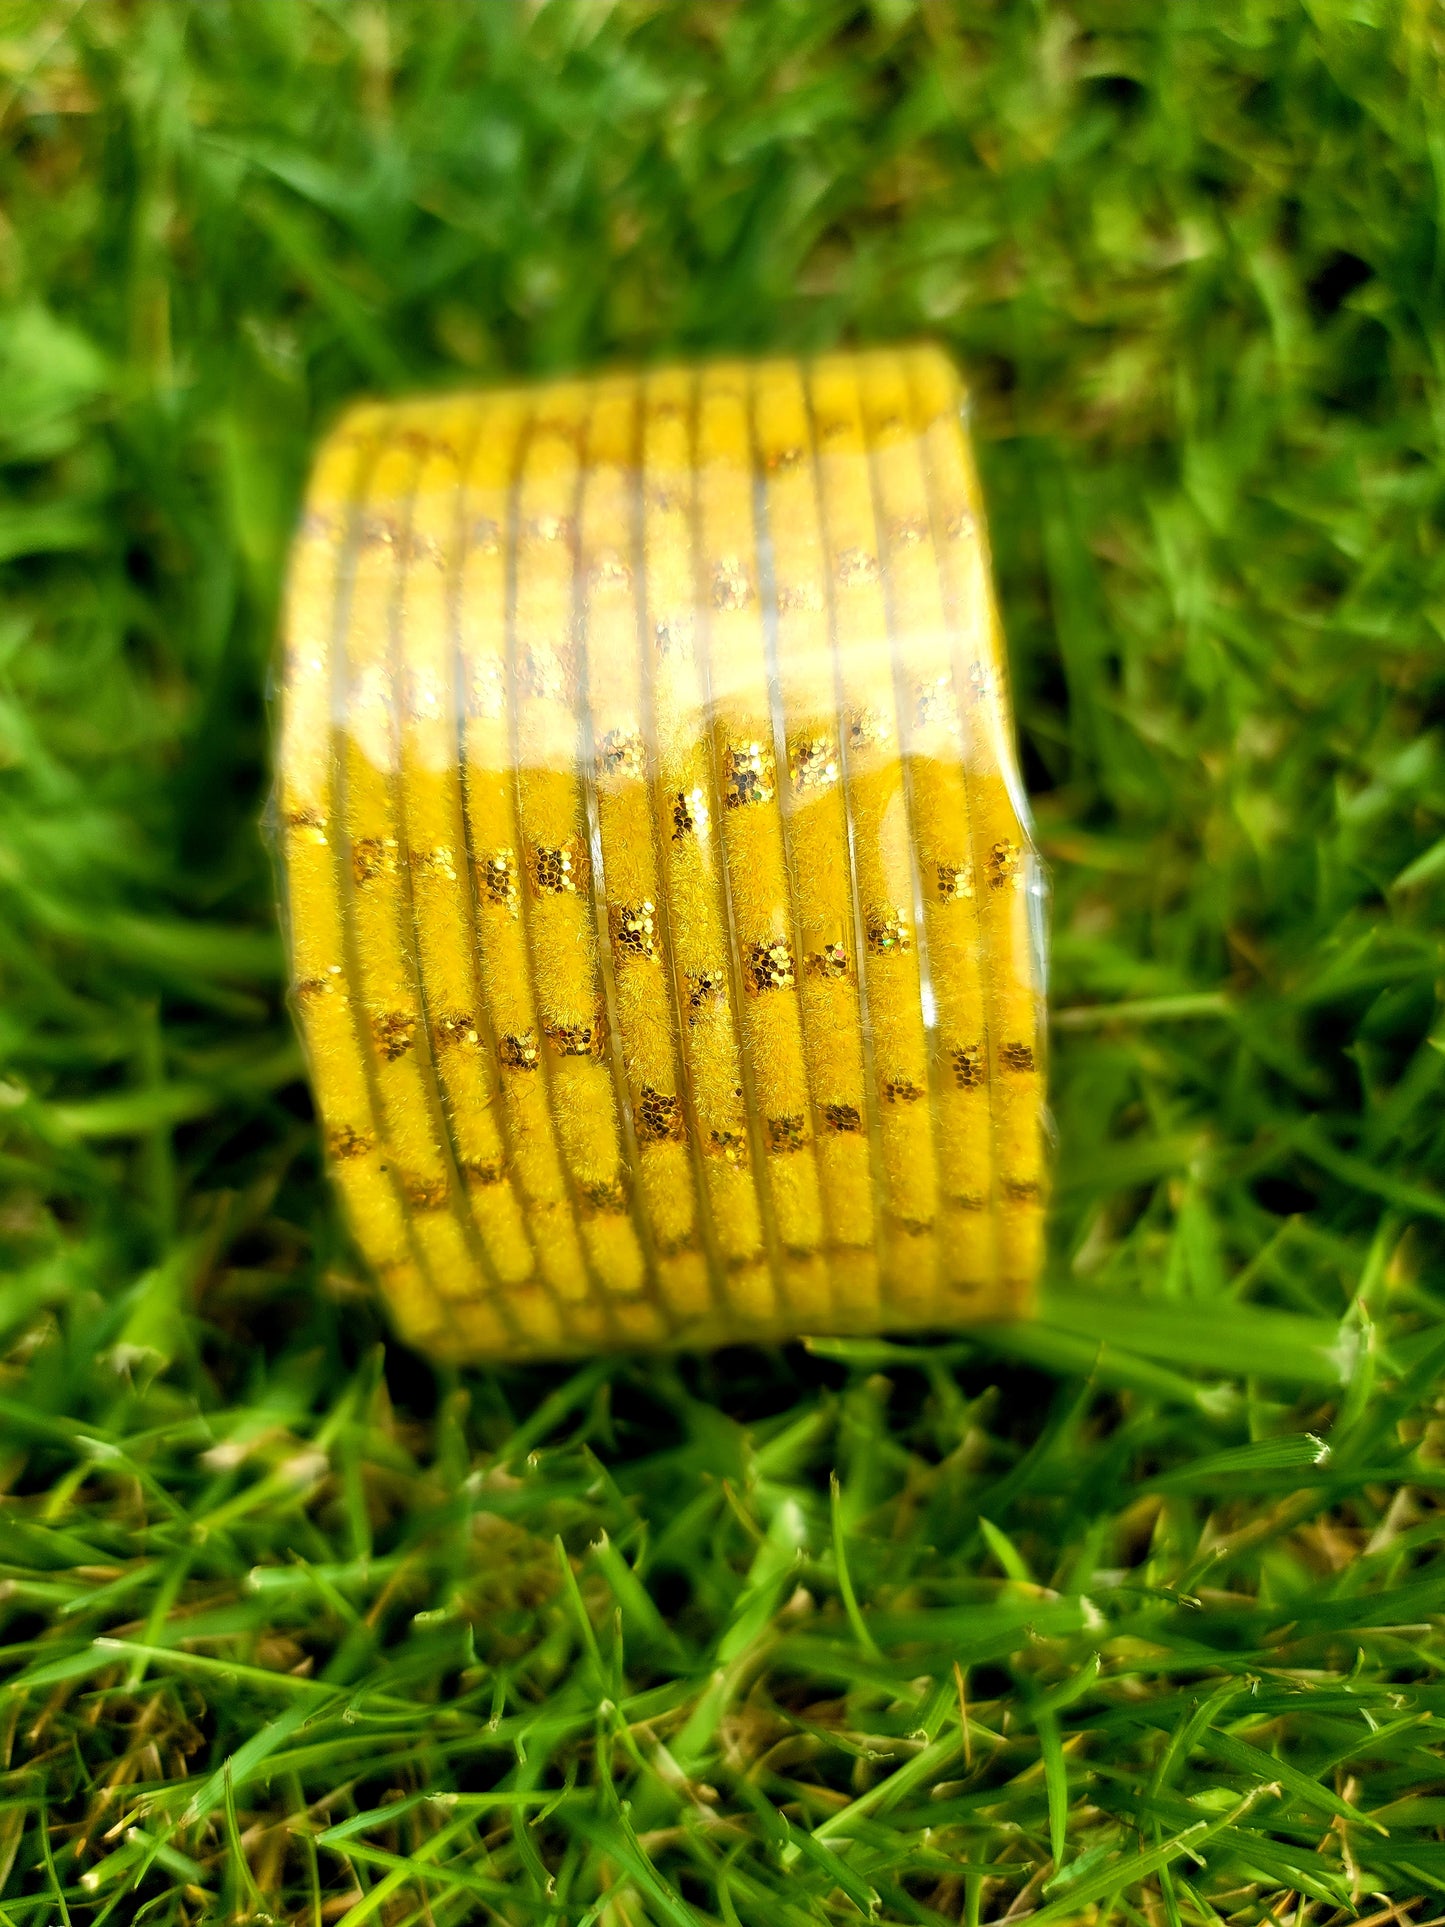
[859,350,1003,1314]
[808,355,939,1316]
[904,345,1045,1304]
[751,359,880,1330]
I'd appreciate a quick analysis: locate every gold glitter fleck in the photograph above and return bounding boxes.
[352,836,397,885]
[637,1086,685,1144]
[672,785,710,841]
[806,942,849,981]
[654,613,695,658]
[835,547,879,588]
[847,708,892,754]
[588,552,632,591]
[396,427,454,460]
[409,845,457,882]
[479,849,519,915]
[467,659,505,719]
[951,1044,985,1090]
[525,512,574,545]
[581,1176,628,1215]
[521,647,569,704]
[611,900,657,961]
[349,662,392,724]
[914,676,958,731]
[747,940,795,992]
[500,1031,539,1072]
[768,1114,806,1154]
[687,969,725,1018]
[371,1010,416,1061]
[988,840,1022,890]
[823,1102,862,1134]
[790,736,838,792]
[544,1011,606,1059]
[328,1124,373,1160]
[708,1128,748,1165]
[937,860,974,900]
[403,666,445,721]
[711,556,753,610]
[1000,1041,1036,1074]
[600,728,644,780]
[724,741,775,810]
[284,646,325,683]
[401,1173,448,1212]
[530,841,587,895]
[865,906,911,956]
[884,1077,925,1104]
[285,806,328,846]
[357,513,400,550]
[432,1012,479,1051]
[400,528,442,569]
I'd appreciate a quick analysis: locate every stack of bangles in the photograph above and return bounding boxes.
[276,345,1047,1362]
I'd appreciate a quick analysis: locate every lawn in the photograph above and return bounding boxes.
[1,1,1443,1921]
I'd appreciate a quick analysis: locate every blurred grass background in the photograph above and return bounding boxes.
[1,0,1443,1920]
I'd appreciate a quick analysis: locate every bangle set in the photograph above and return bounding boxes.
[277,346,1046,1361]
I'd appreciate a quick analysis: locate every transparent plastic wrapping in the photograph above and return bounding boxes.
[275,345,1048,1362]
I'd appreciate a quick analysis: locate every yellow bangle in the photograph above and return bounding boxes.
[454,392,609,1349]
[903,347,1046,1298]
[807,355,940,1318]
[750,360,880,1329]
[695,362,831,1323]
[394,410,571,1355]
[509,384,664,1347]
[578,376,711,1333]
[280,348,1046,1357]
[279,408,497,1356]
[858,350,1002,1314]
[279,410,454,1355]
[640,365,774,1325]
[342,427,549,1361]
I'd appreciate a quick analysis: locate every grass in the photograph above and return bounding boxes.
[0,0,1442,1920]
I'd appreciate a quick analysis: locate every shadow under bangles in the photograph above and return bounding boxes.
[277,347,1048,1361]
